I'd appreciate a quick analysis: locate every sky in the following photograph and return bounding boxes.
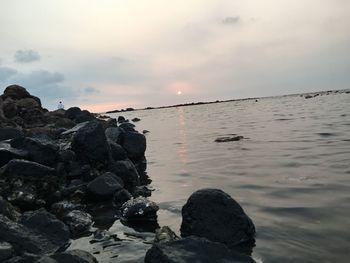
[0,0,349,112]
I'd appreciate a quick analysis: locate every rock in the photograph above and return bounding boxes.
[71,120,109,164]
[105,127,124,143]
[0,241,14,261]
[132,185,152,198]
[65,107,82,120]
[119,122,136,132]
[120,131,146,161]
[131,117,141,122]
[142,130,149,134]
[113,188,132,208]
[180,189,255,253]
[20,208,70,245]
[58,150,76,163]
[60,121,89,136]
[0,214,61,254]
[74,110,95,123]
[215,136,244,143]
[106,118,117,127]
[108,160,140,190]
[87,172,123,201]
[108,140,127,161]
[0,142,28,167]
[145,236,256,263]
[121,197,158,222]
[0,127,24,141]
[0,196,21,221]
[3,85,30,100]
[155,226,179,244]
[117,116,126,123]
[51,201,86,218]
[4,253,41,263]
[1,159,55,178]
[305,95,312,99]
[3,98,18,118]
[50,250,97,263]
[16,98,40,109]
[62,210,92,236]
[54,118,75,129]
[10,137,59,166]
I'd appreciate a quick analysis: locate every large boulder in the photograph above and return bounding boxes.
[120,131,146,161]
[108,160,140,190]
[121,197,159,223]
[3,98,18,118]
[1,159,55,178]
[65,107,82,120]
[0,127,24,141]
[145,236,256,263]
[74,110,95,123]
[16,98,40,109]
[62,210,92,236]
[87,172,123,201]
[71,120,110,164]
[19,208,70,245]
[0,142,28,167]
[3,85,30,100]
[180,189,255,252]
[105,127,124,143]
[10,137,59,166]
[108,140,127,161]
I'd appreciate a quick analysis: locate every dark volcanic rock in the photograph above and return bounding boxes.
[20,208,70,245]
[0,142,28,167]
[71,120,110,164]
[0,196,21,221]
[1,159,55,178]
[108,140,127,161]
[62,210,92,236]
[120,131,146,160]
[0,127,24,141]
[215,136,244,143]
[10,137,59,166]
[117,116,126,123]
[87,172,123,201]
[65,107,82,120]
[0,215,61,254]
[0,241,14,261]
[119,122,136,132]
[180,189,255,253]
[131,117,141,122]
[145,236,256,263]
[113,188,132,208]
[51,201,86,219]
[105,127,124,143]
[3,85,30,100]
[121,197,158,222]
[108,160,140,190]
[74,110,95,123]
[50,250,97,263]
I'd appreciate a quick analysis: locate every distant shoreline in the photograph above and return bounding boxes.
[105,89,350,114]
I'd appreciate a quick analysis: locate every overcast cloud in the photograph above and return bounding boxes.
[0,0,349,111]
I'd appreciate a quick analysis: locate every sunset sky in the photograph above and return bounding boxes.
[0,0,349,112]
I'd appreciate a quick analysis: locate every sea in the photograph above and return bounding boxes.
[70,90,350,262]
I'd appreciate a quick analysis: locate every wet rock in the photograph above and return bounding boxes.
[305,95,313,99]
[181,189,255,253]
[113,188,132,208]
[0,127,24,141]
[51,201,86,218]
[62,210,93,236]
[0,241,14,261]
[0,196,21,221]
[108,160,140,190]
[155,226,179,244]
[0,142,28,167]
[108,140,127,161]
[132,185,152,197]
[1,159,55,178]
[20,208,70,245]
[120,131,146,161]
[105,127,124,143]
[131,117,141,122]
[71,120,109,164]
[3,85,30,100]
[0,214,61,254]
[87,172,123,201]
[121,197,158,223]
[145,236,256,263]
[142,130,149,134]
[10,137,59,166]
[50,250,97,263]
[119,122,136,132]
[215,136,244,143]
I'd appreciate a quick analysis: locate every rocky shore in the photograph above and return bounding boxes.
[0,85,256,262]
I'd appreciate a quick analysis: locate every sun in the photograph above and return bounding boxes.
[177,90,182,95]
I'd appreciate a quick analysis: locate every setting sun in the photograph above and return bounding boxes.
[177,91,182,95]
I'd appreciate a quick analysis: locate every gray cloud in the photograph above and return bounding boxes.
[14,49,41,63]
[84,86,99,94]
[222,16,240,25]
[0,67,17,81]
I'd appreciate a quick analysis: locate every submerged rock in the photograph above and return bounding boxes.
[145,236,256,263]
[181,189,255,253]
[131,117,141,122]
[215,136,244,143]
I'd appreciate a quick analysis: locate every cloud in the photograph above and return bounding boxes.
[14,49,41,63]
[84,86,99,94]
[0,67,17,81]
[222,16,240,25]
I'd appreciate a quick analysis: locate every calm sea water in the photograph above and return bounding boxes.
[72,91,350,262]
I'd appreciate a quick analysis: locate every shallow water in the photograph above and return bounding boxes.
[100,91,350,262]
